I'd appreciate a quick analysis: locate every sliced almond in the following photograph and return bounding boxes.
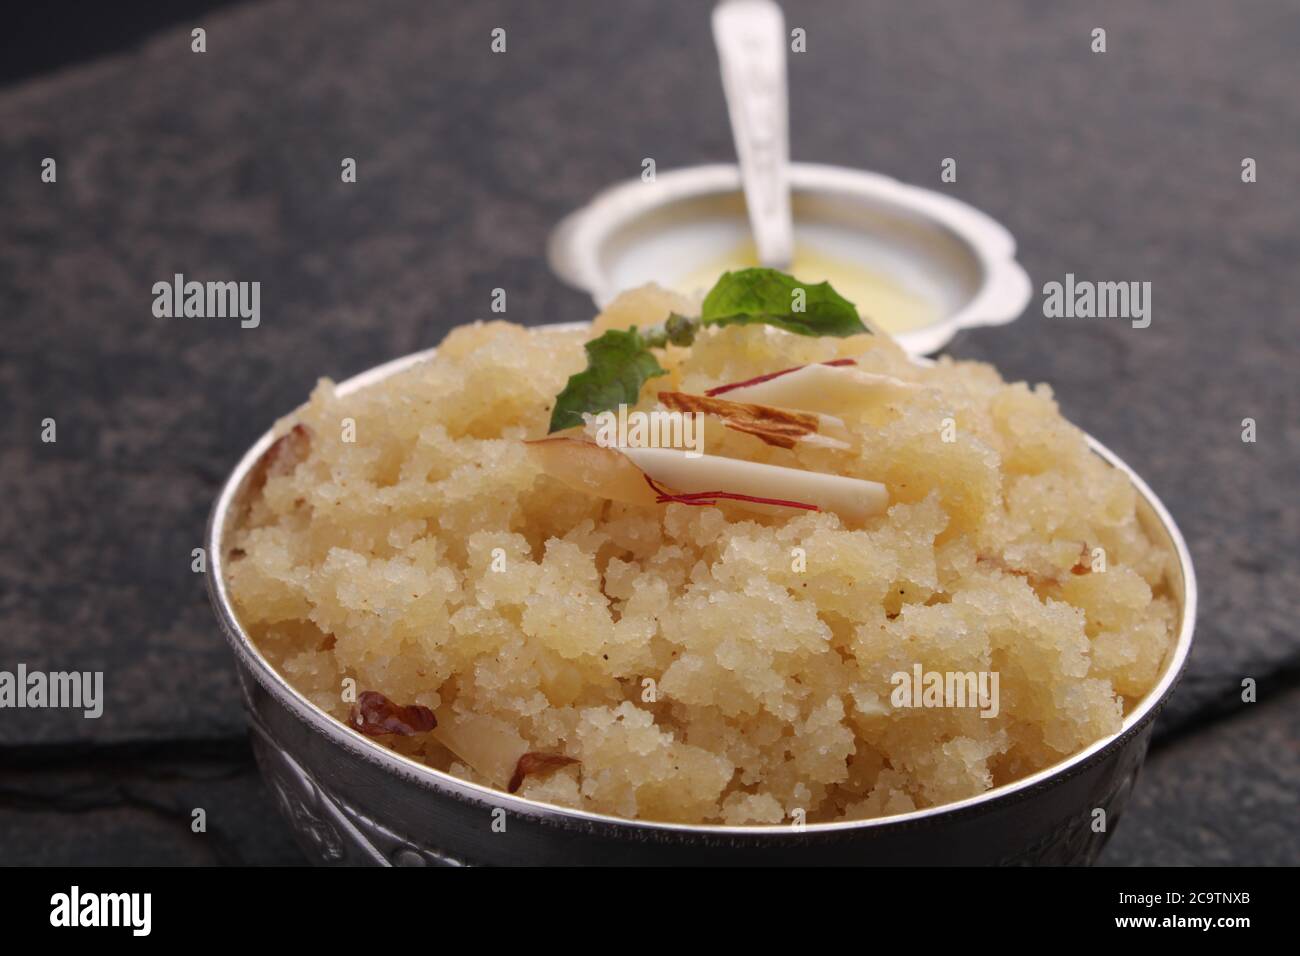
[433,709,529,788]
[658,391,850,450]
[620,446,887,521]
[525,437,660,506]
[712,362,920,414]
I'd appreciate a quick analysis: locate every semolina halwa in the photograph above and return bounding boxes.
[225,283,1177,825]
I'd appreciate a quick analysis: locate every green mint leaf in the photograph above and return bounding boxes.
[547,328,667,433]
[700,268,869,337]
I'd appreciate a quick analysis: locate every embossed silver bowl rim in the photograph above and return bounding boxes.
[207,327,1197,839]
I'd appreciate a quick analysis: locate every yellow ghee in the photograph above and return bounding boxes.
[674,241,939,334]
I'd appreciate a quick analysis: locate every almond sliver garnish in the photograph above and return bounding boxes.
[658,390,850,450]
[620,446,887,522]
[710,362,921,414]
[524,437,660,506]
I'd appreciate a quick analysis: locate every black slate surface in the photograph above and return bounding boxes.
[0,0,1296,864]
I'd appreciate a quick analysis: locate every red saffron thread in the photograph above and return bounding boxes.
[705,358,857,397]
[643,474,819,512]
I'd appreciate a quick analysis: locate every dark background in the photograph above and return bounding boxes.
[1,0,1296,864]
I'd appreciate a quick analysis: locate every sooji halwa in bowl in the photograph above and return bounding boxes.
[222,270,1180,827]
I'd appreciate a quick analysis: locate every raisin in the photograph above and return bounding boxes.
[349,690,437,737]
[508,752,579,794]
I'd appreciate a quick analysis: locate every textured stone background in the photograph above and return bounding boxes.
[0,0,1295,864]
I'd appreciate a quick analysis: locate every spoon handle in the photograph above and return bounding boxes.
[712,0,793,269]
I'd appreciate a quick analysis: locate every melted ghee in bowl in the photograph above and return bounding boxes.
[674,241,940,335]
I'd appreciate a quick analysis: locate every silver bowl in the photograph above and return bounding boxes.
[547,163,1034,356]
[206,338,1197,866]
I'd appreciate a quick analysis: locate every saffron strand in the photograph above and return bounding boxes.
[642,474,820,512]
[705,358,857,396]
